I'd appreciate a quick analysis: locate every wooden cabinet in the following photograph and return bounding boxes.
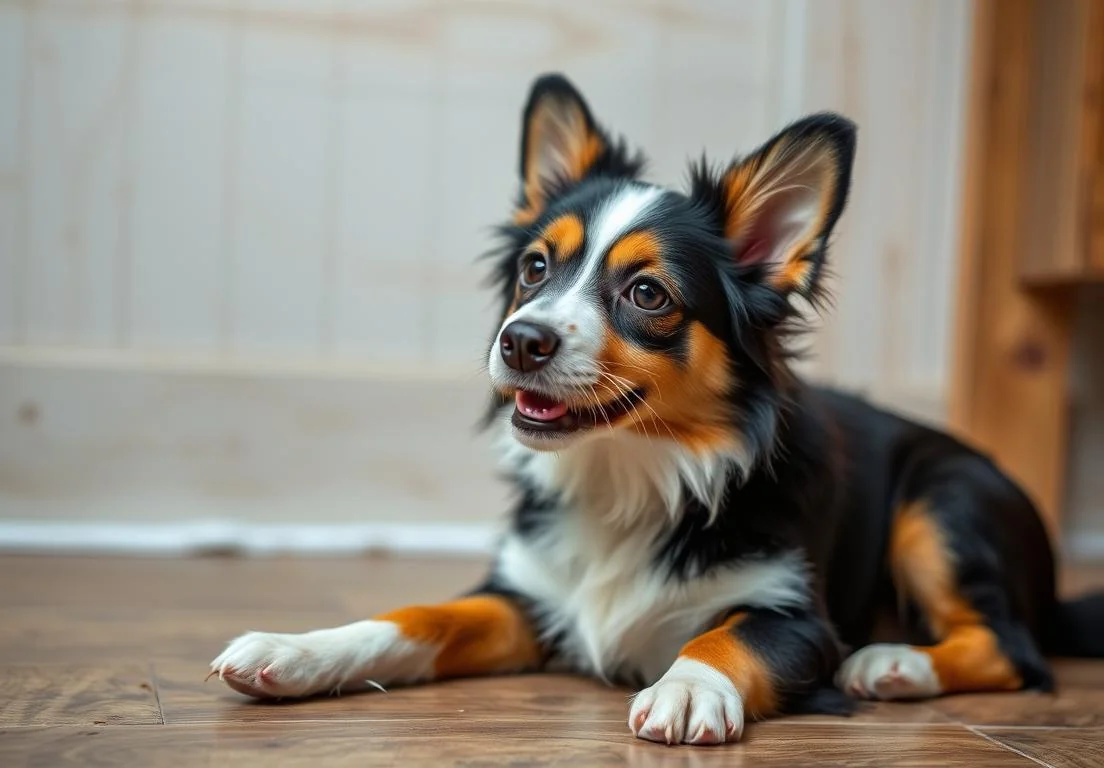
[952,0,1103,539]
[1023,0,1104,284]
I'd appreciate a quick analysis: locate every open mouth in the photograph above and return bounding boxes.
[512,388,645,435]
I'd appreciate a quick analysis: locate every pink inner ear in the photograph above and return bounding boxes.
[732,183,820,270]
[739,236,773,266]
[735,217,807,269]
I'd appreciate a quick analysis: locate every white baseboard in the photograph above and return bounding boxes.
[1064,532,1104,562]
[0,521,498,557]
[2,519,1099,563]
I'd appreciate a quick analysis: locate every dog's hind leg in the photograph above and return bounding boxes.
[837,474,1054,701]
[210,592,542,699]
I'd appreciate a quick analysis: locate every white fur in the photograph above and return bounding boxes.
[565,184,664,296]
[629,657,744,744]
[835,644,942,700]
[494,488,808,684]
[209,620,435,699]
[497,423,748,527]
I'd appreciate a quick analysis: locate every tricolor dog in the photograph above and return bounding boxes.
[212,74,1104,745]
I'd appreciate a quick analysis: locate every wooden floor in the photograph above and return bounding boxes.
[0,557,1102,767]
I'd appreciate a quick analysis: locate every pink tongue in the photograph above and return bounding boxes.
[516,390,569,422]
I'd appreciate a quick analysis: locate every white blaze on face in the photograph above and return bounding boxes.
[488,184,665,384]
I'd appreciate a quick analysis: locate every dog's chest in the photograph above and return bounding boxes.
[495,510,811,686]
[495,522,699,685]
[493,433,809,684]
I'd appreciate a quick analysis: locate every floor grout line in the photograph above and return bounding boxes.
[963,724,1097,730]
[968,726,1056,768]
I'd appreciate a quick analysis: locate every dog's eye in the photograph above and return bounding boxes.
[629,280,669,312]
[519,253,548,288]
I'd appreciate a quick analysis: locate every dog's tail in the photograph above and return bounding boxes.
[1045,592,1104,658]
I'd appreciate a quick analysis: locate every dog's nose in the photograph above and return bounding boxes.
[500,321,561,373]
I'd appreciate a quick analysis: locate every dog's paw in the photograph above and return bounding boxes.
[210,630,346,699]
[836,644,941,701]
[629,659,744,745]
[209,620,430,699]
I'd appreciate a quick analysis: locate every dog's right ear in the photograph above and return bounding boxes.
[515,74,607,225]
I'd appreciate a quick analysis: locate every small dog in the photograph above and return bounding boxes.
[212,73,1104,745]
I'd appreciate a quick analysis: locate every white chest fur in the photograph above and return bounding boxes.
[493,428,808,684]
[495,521,808,684]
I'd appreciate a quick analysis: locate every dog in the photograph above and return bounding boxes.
[211,73,1104,745]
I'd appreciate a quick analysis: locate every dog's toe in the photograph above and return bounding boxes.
[836,644,941,701]
[629,659,744,745]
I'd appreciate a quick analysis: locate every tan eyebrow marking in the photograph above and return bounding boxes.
[543,214,585,262]
[607,230,661,270]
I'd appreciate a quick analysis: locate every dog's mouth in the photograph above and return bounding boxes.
[511,388,645,435]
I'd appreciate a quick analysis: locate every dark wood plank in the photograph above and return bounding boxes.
[931,689,1104,728]
[157,664,953,727]
[0,555,343,613]
[0,723,1037,768]
[157,669,631,724]
[1,556,1101,766]
[0,608,345,664]
[927,658,1104,728]
[0,554,486,614]
[979,727,1104,768]
[0,664,161,727]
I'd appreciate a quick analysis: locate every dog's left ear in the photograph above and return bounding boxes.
[515,74,608,225]
[719,113,856,296]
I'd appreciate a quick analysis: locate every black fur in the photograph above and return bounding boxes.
[726,606,854,715]
[476,72,1104,715]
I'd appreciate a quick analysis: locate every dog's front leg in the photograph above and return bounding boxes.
[629,607,844,745]
[210,594,541,698]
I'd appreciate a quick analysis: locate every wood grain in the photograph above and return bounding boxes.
[979,727,1104,768]
[948,0,1076,535]
[1022,0,1104,283]
[0,723,1039,768]
[156,668,632,725]
[0,608,344,664]
[0,664,161,727]
[0,555,1100,765]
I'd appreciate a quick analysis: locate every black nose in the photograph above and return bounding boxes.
[500,321,560,373]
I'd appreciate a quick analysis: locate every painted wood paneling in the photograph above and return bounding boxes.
[10,0,1068,535]
[1,0,967,386]
[0,356,509,526]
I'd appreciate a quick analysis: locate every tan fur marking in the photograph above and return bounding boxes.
[890,502,1023,693]
[543,215,585,262]
[379,596,541,680]
[607,230,661,270]
[890,502,982,637]
[680,613,778,717]
[918,626,1023,693]
[595,321,737,455]
[516,101,605,225]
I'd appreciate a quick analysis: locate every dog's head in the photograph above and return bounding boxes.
[486,74,855,471]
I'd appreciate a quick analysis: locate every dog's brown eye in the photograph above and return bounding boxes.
[519,254,548,288]
[630,280,669,311]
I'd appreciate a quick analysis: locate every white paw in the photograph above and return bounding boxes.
[836,644,941,701]
[629,659,744,745]
[209,621,432,699]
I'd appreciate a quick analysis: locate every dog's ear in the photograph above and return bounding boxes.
[718,113,856,297]
[515,74,607,225]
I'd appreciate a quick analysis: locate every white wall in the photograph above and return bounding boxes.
[0,1,976,544]
[1065,289,1104,554]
